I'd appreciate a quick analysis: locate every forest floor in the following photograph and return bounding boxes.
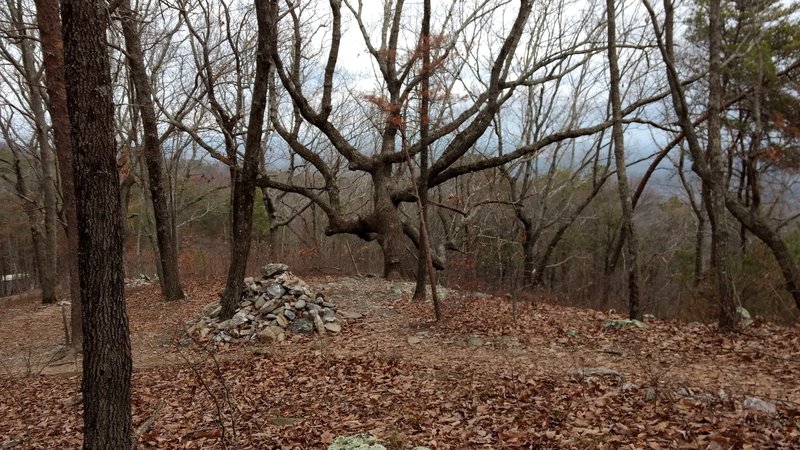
[0,275,799,449]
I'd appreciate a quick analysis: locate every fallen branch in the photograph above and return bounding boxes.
[135,398,166,438]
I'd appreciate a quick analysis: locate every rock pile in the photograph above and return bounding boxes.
[187,264,342,343]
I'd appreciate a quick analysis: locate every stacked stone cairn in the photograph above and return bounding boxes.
[187,264,341,343]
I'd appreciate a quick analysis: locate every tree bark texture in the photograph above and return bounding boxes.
[62,0,133,447]
[119,0,185,301]
[34,0,82,345]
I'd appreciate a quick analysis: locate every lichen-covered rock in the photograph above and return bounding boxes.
[602,319,646,330]
[322,308,336,322]
[327,434,386,450]
[467,336,485,346]
[265,283,286,299]
[743,396,776,414]
[288,318,314,335]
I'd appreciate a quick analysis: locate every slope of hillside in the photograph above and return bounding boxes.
[1,276,798,448]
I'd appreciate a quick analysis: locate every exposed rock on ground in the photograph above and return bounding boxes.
[186,264,344,343]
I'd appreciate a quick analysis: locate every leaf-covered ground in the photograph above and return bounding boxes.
[1,276,799,449]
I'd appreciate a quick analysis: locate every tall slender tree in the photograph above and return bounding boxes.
[119,0,185,301]
[219,0,277,319]
[643,0,737,330]
[606,0,643,320]
[62,0,133,446]
[1,0,59,305]
[33,0,82,346]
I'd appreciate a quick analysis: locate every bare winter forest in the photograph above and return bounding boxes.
[0,0,799,448]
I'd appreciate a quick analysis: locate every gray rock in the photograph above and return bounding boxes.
[324,322,342,333]
[244,276,255,285]
[261,263,289,278]
[259,298,283,314]
[203,302,220,315]
[255,295,267,310]
[602,319,646,330]
[327,434,385,450]
[322,301,336,309]
[407,336,422,345]
[187,320,206,335]
[294,298,306,310]
[307,303,322,314]
[467,336,486,346]
[281,274,311,296]
[265,283,286,299]
[257,327,279,343]
[276,314,289,328]
[743,396,776,414]
[288,318,314,335]
[339,310,363,320]
[218,319,233,330]
[214,331,232,343]
[177,338,193,348]
[265,313,277,320]
[269,325,285,338]
[284,310,296,321]
[207,305,222,318]
[322,308,336,322]
[644,387,657,402]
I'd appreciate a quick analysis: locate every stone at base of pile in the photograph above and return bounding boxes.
[186,264,341,343]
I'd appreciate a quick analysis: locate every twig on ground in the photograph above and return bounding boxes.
[135,398,166,438]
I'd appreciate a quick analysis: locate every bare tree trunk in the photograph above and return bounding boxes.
[694,203,706,286]
[412,0,433,301]
[119,0,184,301]
[10,157,48,296]
[369,169,406,280]
[521,218,536,287]
[34,0,82,347]
[645,0,737,329]
[62,0,132,445]
[219,0,276,320]
[11,5,58,305]
[676,147,706,286]
[607,0,642,320]
[707,0,737,331]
